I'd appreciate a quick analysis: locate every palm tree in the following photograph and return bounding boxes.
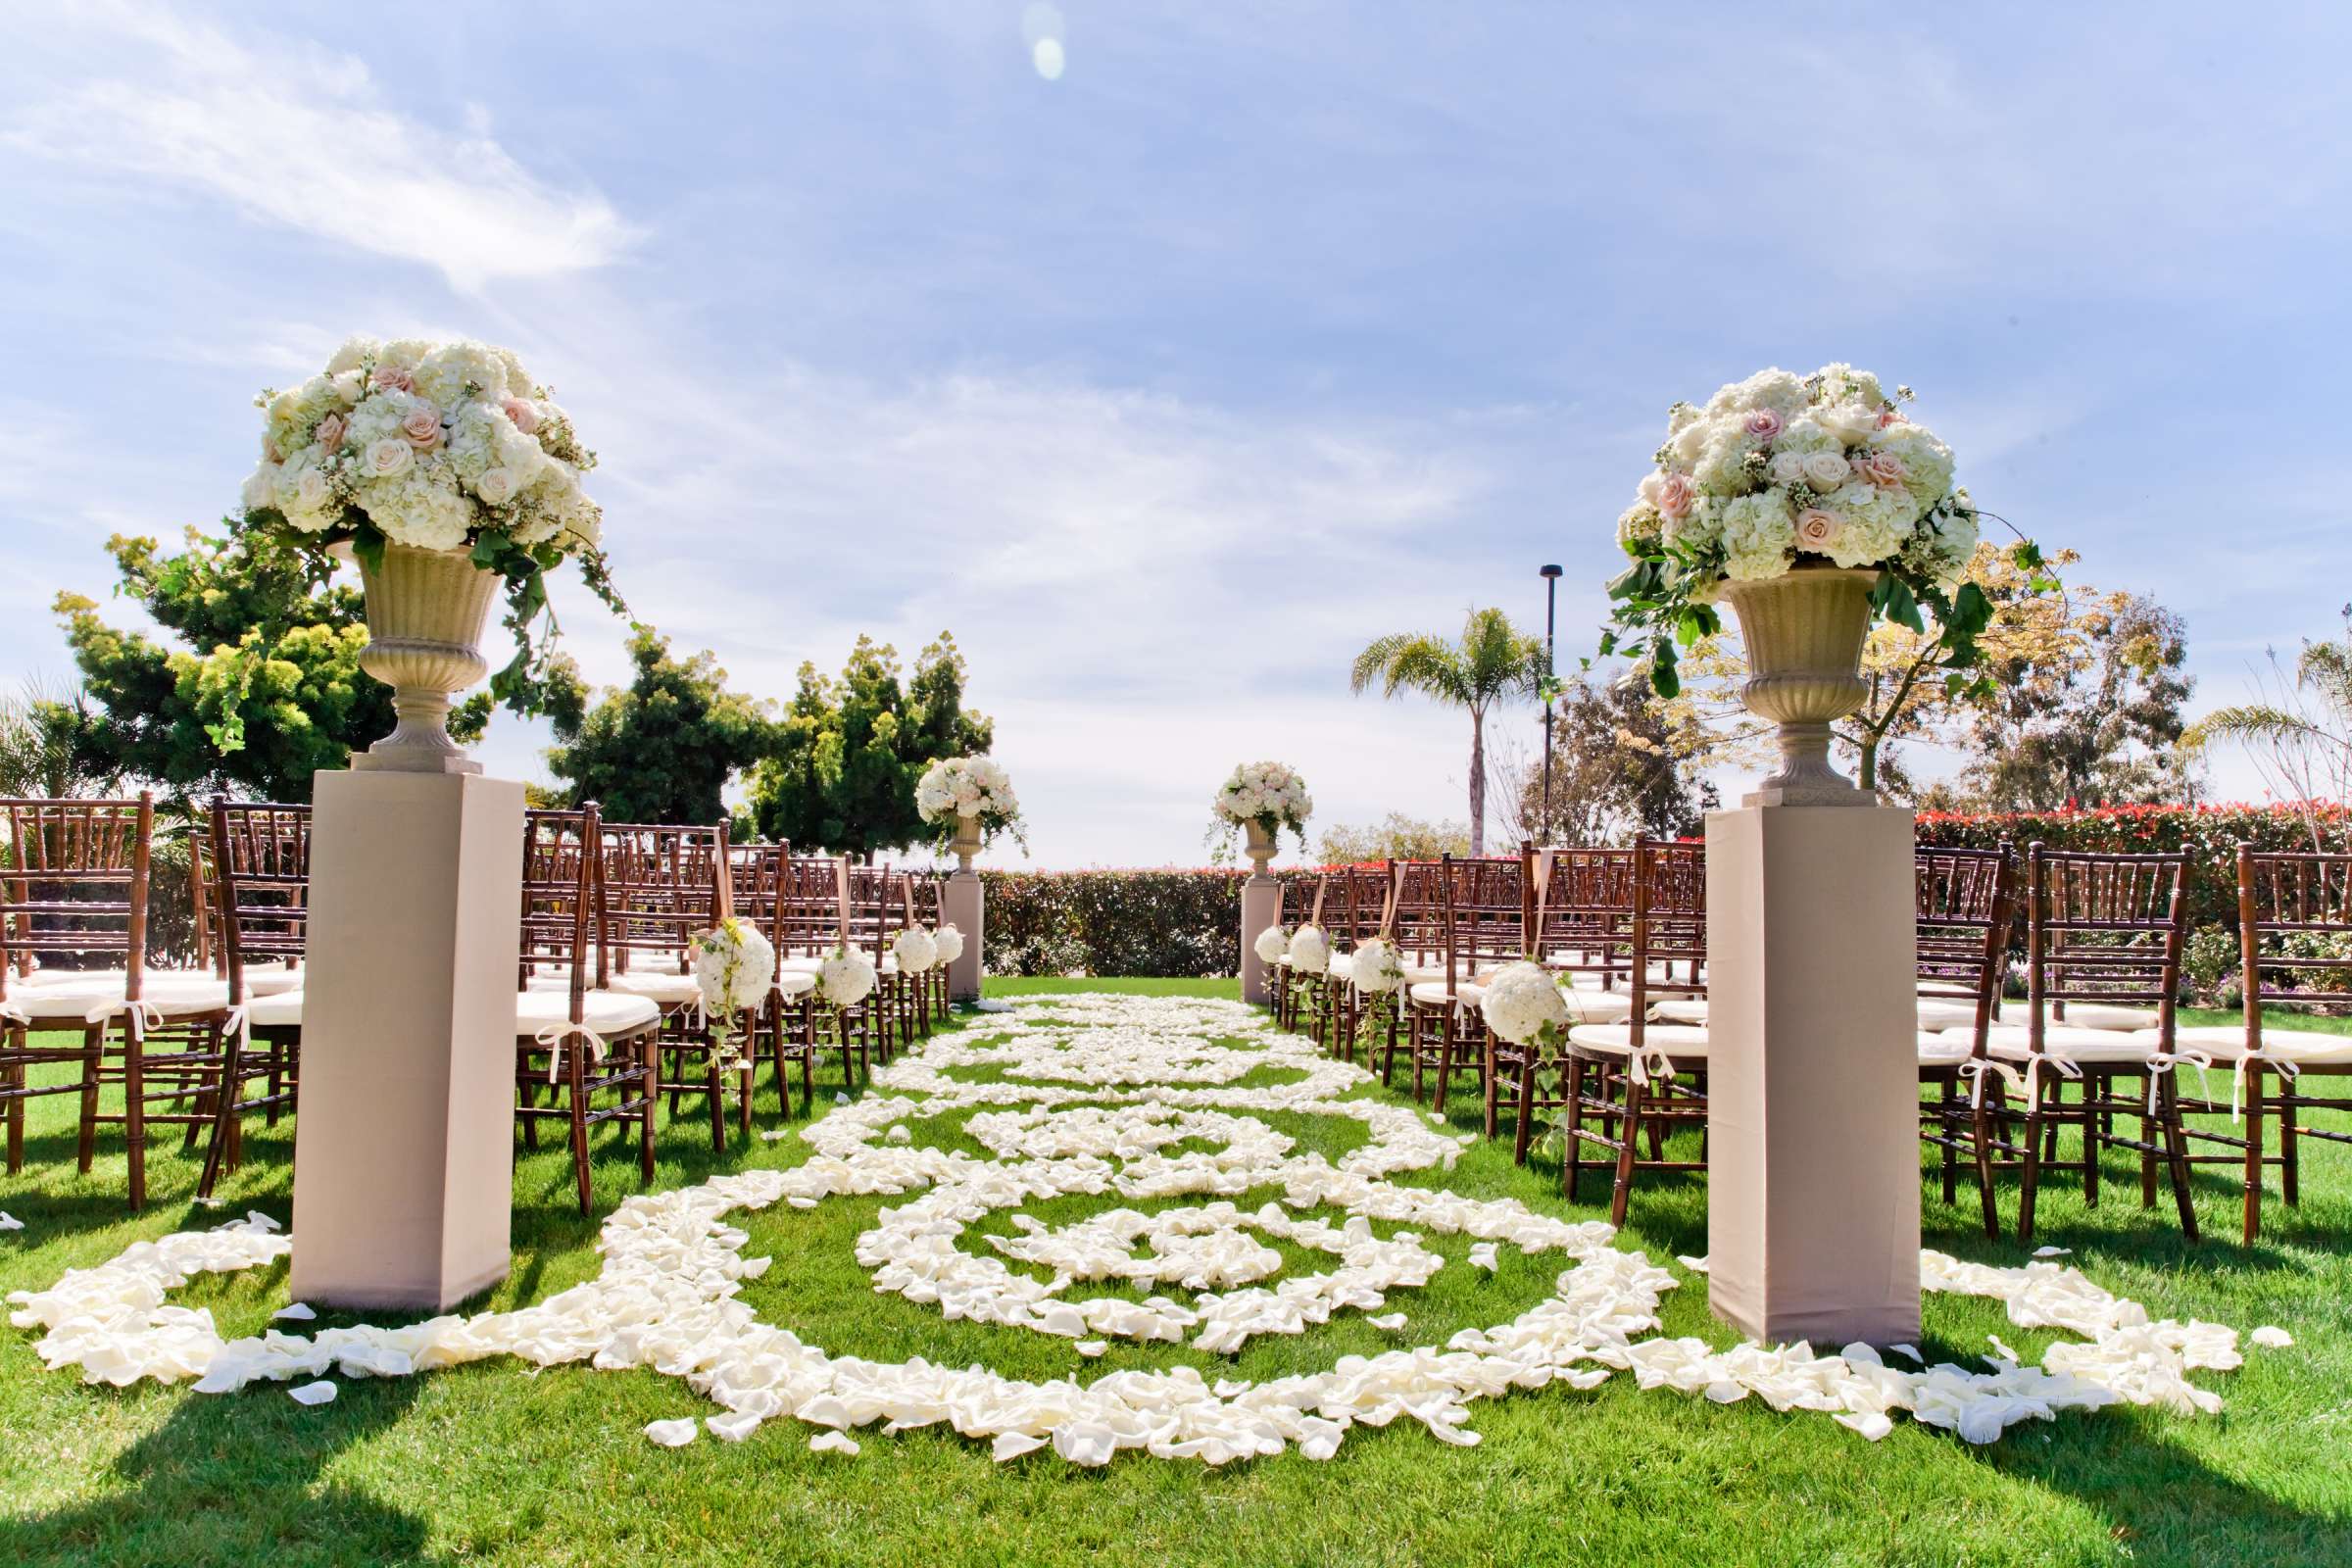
[1350,608,1547,856]
[2184,615,2352,851]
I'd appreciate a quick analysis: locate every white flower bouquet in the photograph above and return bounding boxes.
[1209,761,1312,854]
[1603,364,2039,697]
[1286,924,1330,976]
[1479,961,1573,1056]
[915,756,1027,853]
[1251,925,1290,965]
[893,926,939,975]
[694,916,777,1075]
[235,334,625,696]
[931,925,965,967]
[1348,937,1404,996]
[816,947,879,1010]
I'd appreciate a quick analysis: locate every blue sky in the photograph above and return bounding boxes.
[3,2,2347,864]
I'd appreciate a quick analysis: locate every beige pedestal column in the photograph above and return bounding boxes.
[1704,804,1920,1347]
[289,771,523,1310]
[944,871,984,1004]
[1240,874,1282,1006]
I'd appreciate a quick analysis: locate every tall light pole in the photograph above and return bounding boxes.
[1540,564,1562,844]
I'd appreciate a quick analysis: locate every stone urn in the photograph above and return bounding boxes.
[950,812,984,874]
[333,542,500,775]
[1720,563,1878,807]
[1243,819,1278,879]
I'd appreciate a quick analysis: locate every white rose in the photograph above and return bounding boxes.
[364,438,415,479]
[241,463,279,512]
[325,336,379,375]
[1768,451,1808,487]
[1819,401,1879,445]
[474,466,518,506]
[1800,452,1850,490]
[291,466,329,511]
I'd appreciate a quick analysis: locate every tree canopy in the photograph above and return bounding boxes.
[52,526,491,804]
[745,633,993,856]
[541,626,774,824]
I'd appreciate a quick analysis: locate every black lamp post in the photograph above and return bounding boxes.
[1539,564,1563,843]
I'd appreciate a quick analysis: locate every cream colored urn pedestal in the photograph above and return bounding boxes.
[1238,820,1281,1007]
[1704,563,1920,1347]
[290,769,523,1310]
[944,813,985,1004]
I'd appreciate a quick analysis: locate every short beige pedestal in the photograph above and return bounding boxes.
[1239,874,1281,1006]
[944,871,984,1004]
[289,771,523,1311]
[1704,804,1920,1347]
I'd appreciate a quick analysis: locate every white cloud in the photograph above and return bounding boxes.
[3,2,632,290]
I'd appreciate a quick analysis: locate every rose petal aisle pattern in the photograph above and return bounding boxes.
[6,993,2269,1464]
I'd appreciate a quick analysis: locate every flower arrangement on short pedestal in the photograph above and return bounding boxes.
[916,756,1028,855]
[816,948,879,1011]
[1479,961,1574,1058]
[893,926,939,975]
[1208,761,1312,859]
[1602,364,2040,700]
[235,335,625,698]
[695,917,776,1076]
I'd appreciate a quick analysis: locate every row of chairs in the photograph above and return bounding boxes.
[1267,840,2352,1244]
[0,795,955,1212]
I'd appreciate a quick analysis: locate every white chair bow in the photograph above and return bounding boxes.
[1956,1056,2026,1107]
[536,1021,609,1083]
[1629,1040,1677,1088]
[2230,1050,2301,1122]
[2142,1050,2215,1116]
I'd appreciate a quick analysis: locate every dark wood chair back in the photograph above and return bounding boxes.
[208,801,312,1004]
[0,795,154,1002]
[2025,843,2188,1047]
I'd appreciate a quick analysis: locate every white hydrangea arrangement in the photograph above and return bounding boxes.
[816,947,879,1010]
[694,917,777,1076]
[236,334,625,696]
[1209,761,1312,854]
[915,756,1028,853]
[1286,924,1330,976]
[931,925,965,967]
[893,927,939,975]
[1348,938,1404,997]
[1478,961,1573,1057]
[1252,925,1291,965]
[1603,364,2039,698]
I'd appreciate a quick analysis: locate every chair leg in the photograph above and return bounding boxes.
[124,1020,147,1211]
[197,1028,246,1200]
[2282,1096,2300,1205]
[2018,1091,2046,1244]
[1971,1084,2000,1241]
[568,1052,593,1217]
[1939,1080,1958,1206]
[5,1047,24,1173]
[707,1055,726,1154]
[1511,1058,1536,1166]
[75,1023,103,1174]
[640,1037,660,1182]
[2158,1074,2199,1243]
[1608,1075,1643,1228]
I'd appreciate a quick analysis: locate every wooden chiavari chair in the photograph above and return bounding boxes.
[1564,840,1708,1224]
[0,795,232,1208]
[774,855,869,1086]
[1910,845,2018,1240]
[516,805,662,1213]
[1491,847,1638,1157]
[1978,845,2200,1243]
[197,801,313,1199]
[729,842,823,1116]
[1272,871,1328,1033]
[595,821,742,1149]
[913,871,952,1026]
[1321,862,1397,1061]
[2163,847,2352,1243]
[1400,853,1525,1109]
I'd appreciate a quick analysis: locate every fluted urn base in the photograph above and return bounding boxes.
[337,542,500,776]
[1721,564,1879,808]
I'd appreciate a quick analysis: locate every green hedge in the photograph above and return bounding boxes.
[981,868,1248,978]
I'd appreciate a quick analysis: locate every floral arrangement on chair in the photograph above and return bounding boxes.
[1208,761,1312,856]
[816,948,879,1010]
[1251,925,1291,965]
[235,335,625,698]
[1348,936,1406,1055]
[1479,961,1573,1057]
[1286,924,1329,976]
[893,926,939,975]
[1601,364,2040,697]
[694,917,776,1077]
[915,756,1028,854]
[930,925,965,968]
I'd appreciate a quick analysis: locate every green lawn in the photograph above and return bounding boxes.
[1,982,2348,1568]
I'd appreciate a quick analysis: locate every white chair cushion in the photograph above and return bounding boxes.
[241,966,304,998]
[247,991,305,1030]
[2169,1024,2352,1065]
[19,964,209,989]
[779,956,826,974]
[1650,998,1707,1025]
[1984,1024,2165,1064]
[1562,989,1635,1025]
[3,975,229,1023]
[1400,964,1450,986]
[2052,1003,2160,1032]
[1567,1022,1709,1059]
[1327,955,1355,982]
[1407,980,1485,1007]
[773,971,817,999]
[1915,1000,1985,1033]
[1917,1033,1977,1067]
[605,971,703,1005]
[516,989,662,1037]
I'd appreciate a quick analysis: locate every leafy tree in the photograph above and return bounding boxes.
[0,678,120,799]
[745,633,993,856]
[52,526,491,804]
[1349,609,1546,855]
[1315,813,1473,864]
[2184,611,2352,851]
[1498,673,1718,847]
[541,625,774,824]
